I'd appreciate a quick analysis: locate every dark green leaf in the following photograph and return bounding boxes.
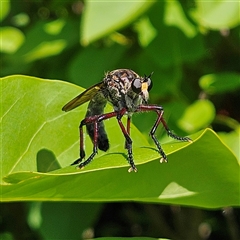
[199,72,240,94]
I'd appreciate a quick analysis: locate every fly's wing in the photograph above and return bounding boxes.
[62,82,104,112]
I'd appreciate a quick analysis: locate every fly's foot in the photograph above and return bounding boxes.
[179,136,192,143]
[128,166,138,173]
[71,158,83,166]
[160,157,168,163]
[186,137,193,143]
[78,163,85,169]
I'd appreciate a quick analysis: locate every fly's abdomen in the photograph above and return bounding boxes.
[85,93,109,152]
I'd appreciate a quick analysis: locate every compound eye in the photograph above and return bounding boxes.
[147,78,153,91]
[131,78,142,94]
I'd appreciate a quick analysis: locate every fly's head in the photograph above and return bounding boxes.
[103,69,153,112]
[131,72,153,104]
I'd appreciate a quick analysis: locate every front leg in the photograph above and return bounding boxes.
[136,105,192,163]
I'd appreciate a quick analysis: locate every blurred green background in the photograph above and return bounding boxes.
[1,0,239,239]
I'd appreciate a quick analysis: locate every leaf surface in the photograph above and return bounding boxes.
[1,76,239,209]
[81,1,155,45]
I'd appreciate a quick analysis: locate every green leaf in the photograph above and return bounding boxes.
[0,0,10,22]
[134,17,157,47]
[43,19,66,35]
[0,27,25,54]
[81,0,155,45]
[11,13,30,27]
[199,72,240,94]
[218,126,240,162]
[164,0,197,38]
[177,100,215,133]
[190,1,240,30]
[24,39,67,62]
[1,76,239,209]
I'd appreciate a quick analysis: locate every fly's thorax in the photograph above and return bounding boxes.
[124,94,143,112]
[86,91,107,117]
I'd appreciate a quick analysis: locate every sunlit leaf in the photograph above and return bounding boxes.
[44,19,66,35]
[134,17,157,47]
[190,1,240,30]
[81,0,155,45]
[164,0,197,38]
[0,27,25,53]
[11,13,30,27]
[1,76,239,209]
[177,100,215,133]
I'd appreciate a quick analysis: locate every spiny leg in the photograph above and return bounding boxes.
[149,109,168,163]
[137,105,192,163]
[160,117,192,142]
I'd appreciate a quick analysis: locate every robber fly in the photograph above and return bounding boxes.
[62,69,191,172]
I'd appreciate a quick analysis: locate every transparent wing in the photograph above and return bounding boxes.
[62,82,104,112]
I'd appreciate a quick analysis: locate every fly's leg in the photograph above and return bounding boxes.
[71,116,100,169]
[78,121,98,169]
[71,121,86,166]
[137,105,192,163]
[117,113,137,173]
[125,116,131,149]
[71,108,138,172]
[160,117,192,142]
[71,111,130,170]
[149,109,168,163]
[98,109,137,172]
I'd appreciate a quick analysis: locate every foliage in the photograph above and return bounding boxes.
[1,75,239,208]
[1,0,239,239]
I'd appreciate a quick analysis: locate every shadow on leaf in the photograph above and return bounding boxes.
[37,149,61,172]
